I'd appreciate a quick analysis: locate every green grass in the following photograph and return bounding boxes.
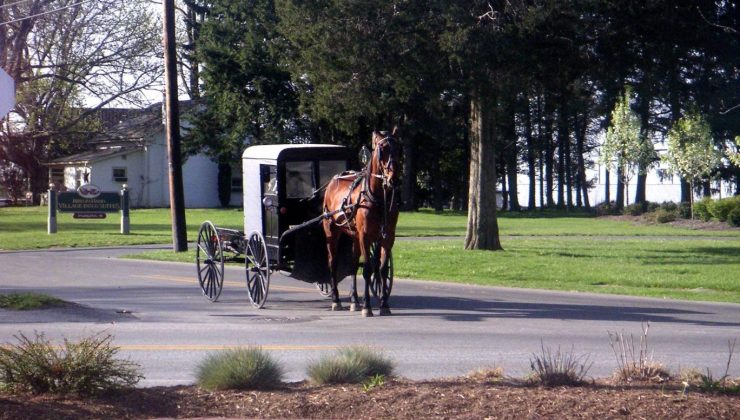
[394,237,740,303]
[0,293,65,310]
[2,206,739,303]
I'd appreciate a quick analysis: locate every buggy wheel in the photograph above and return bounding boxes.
[369,242,393,299]
[245,231,270,308]
[315,282,332,297]
[196,221,224,302]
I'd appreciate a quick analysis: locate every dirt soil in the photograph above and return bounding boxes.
[1,378,738,419]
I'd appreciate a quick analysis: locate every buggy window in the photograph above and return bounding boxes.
[285,161,314,198]
[319,160,346,187]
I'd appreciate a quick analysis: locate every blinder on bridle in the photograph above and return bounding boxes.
[373,134,399,186]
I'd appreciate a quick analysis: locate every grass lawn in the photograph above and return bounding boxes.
[2,206,738,303]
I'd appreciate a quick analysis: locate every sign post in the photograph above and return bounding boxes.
[47,187,57,234]
[120,184,130,234]
[0,67,15,117]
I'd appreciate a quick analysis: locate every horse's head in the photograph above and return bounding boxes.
[371,129,401,188]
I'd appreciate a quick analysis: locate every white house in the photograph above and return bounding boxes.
[48,103,243,208]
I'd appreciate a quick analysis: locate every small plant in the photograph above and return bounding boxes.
[0,293,64,310]
[307,346,394,385]
[623,202,647,216]
[652,208,677,224]
[608,322,670,383]
[467,367,505,384]
[195,347,283,391]
[362,374,386,392]
[694,340,739,394]
[693,197,713,222]
[528,341,592,387]
[0,331,142,395]
[727,207,740,227]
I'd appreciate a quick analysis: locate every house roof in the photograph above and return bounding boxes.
[48,145,142,166]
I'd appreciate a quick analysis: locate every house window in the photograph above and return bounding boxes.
[50,168,64,186]
[112,167,128,182]
[231,176,243,192]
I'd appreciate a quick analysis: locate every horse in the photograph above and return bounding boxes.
[322,129,401,317]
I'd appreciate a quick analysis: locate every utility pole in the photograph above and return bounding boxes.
[163,0,188,252]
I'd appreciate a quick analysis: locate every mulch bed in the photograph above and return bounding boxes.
[1,378,738,419]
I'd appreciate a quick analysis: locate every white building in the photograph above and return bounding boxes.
[48,103,243,208]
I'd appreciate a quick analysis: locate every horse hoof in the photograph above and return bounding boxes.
[379,307,392,316]
[350,303,358,312]
[362,308,373,317]
[331,303,343,311]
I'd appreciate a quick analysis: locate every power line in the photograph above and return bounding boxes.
[0,0,87,27]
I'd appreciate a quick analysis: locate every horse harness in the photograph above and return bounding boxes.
[324,136,399,237]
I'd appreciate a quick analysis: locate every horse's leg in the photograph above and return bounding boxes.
[349,240,360,312]
[325,228,343,311]
[378,246,392,316]
[359,239,373,317]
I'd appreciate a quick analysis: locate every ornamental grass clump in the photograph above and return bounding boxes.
[529,341,593,387]
[608,323,671,383]
[0,331,142,395]
[195,347,283,391]
[307,346,394,385]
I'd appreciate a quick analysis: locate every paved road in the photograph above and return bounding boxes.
[1,246,738,386]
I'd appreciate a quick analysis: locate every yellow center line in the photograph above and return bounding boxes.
[132,274,315,293]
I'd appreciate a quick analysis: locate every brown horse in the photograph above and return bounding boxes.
[322,130,401,316]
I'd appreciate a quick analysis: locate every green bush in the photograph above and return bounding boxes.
[708,196,740,222]
[677,202,692,219]
[693,198,713,222]
[595,201,616,216]
[196,347,283,391]
[659,201,678,212]
[727,207,740,227]
[307,346,394,385]
[623,202,648,216]
[653,209,677,224]
[646,202,660,213]
[0,332,142,395]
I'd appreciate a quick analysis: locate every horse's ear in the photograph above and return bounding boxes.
[372,131,381,148]
[392,126,399,137]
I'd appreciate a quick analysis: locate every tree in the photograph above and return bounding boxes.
[663,110,721,218]
[600,87,654,209]
[0,0,162,199]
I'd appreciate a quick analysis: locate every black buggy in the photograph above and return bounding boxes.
[195,144,393,308]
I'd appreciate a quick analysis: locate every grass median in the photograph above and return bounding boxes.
[2,207,738,303]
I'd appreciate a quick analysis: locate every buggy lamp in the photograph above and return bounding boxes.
[280,207,287,215]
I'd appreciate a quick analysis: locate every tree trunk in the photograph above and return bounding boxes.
[680,178,691,203]
[575,112,590,209]
[604,169,610,204]
[635,173,647,206]
[615,167,625,210]
[544,100,555,208]
[401,134,416,210]
[504,103,520,211]
[525,94,536,210]
[556,108,566,209]
[465,92,502,251]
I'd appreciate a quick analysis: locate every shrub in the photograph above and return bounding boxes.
[678,202,692,219]
[659,201,678,212]
[728,207,740,227]
[595,201,617,216]
[623,202,647,216]
[708,196,740,222]
[646,202,660,213]
[307,346,394,385]
[0,332,142,395]
[652,209,676,224]
[608,323,670,383]
[693,198,713,221]
[529,341,592,387]
[196,347,283,391]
